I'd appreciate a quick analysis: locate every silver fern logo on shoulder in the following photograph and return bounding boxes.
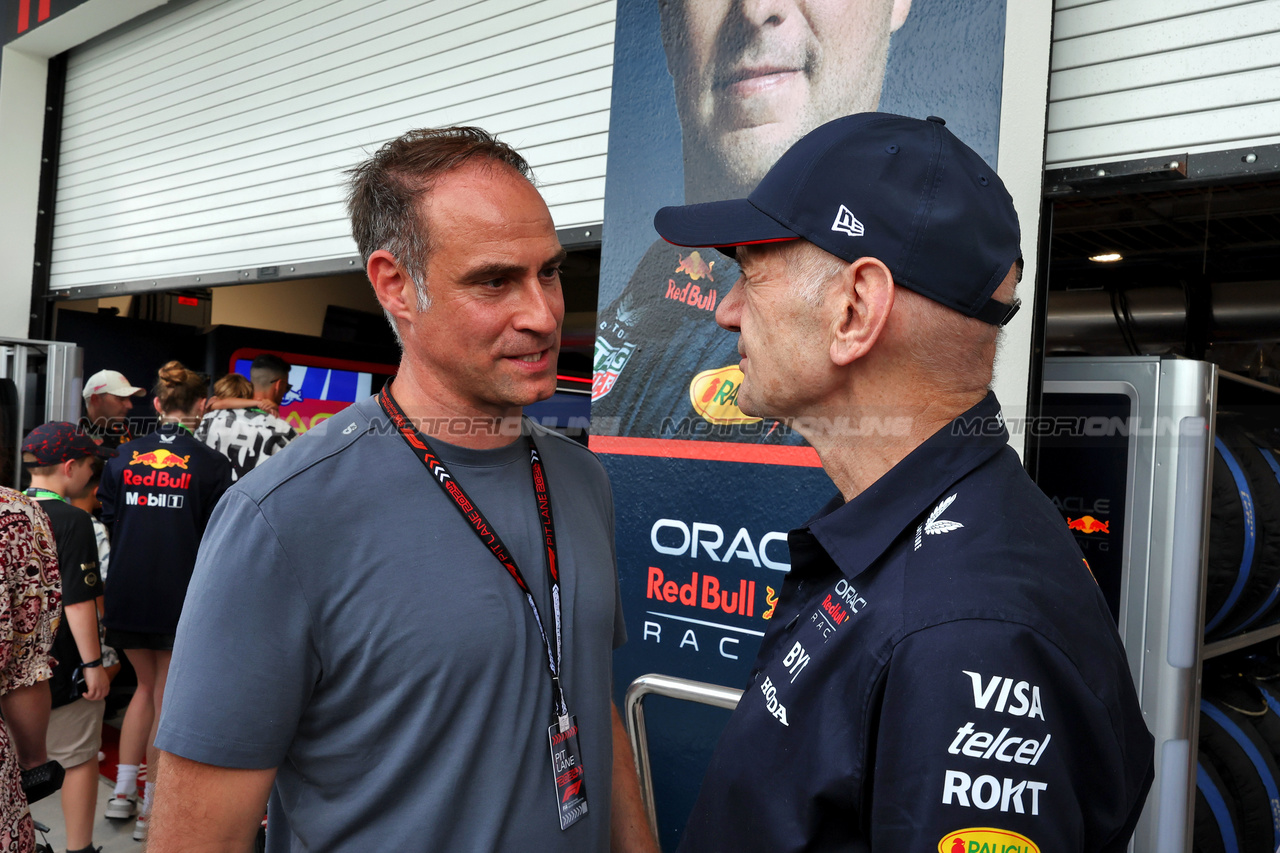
[914,493,965,551]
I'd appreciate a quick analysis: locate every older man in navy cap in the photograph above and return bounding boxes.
[658,113,1153,853]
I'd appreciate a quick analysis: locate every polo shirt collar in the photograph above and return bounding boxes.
[805,392,1010,579]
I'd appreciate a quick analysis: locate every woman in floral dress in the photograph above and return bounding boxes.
[0,488,62,853]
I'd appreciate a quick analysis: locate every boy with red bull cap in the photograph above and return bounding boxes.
[654,113,1154,853]
[22,422,114,853]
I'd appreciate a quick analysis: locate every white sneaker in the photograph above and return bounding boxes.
[104,794,136,820]
[132,814,148,842]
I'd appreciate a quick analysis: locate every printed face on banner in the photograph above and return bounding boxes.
[661,0,912,203]
[593,0,1007,445]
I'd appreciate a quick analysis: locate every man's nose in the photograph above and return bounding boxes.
[516,280,563,337]
[715,277,745,332]
[739,0,795,27]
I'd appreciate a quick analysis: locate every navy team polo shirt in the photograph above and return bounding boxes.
[677,393,1153,853]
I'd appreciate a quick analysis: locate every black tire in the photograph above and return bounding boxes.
[1196,755,1243,853]
[1199,693,1280,852]
[1205,415,1280,638]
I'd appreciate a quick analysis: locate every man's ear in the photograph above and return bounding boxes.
[829,258,895,367]
[367,251,418,326]
[891,0,911,32]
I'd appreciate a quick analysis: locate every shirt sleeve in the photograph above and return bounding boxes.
[156,489,319,770]
[868,619,1148,853]
[91,518,110,582]
[204,455,233,516]
[0,500,59,692]
[259,423,297,464]
[58,510,100,607]
[98,460,119,529]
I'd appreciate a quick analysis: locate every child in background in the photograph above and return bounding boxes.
[204,372,279,417]
[21,423,112,853]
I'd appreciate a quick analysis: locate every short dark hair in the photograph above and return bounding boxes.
[249,354,289,391]
[344,126,533,287]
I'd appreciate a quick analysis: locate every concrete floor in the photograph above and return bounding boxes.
[29,775,142,853]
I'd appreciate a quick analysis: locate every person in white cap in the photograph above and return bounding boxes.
[80,370,145,449]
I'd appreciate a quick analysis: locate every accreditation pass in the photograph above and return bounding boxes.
[548,716,589,829]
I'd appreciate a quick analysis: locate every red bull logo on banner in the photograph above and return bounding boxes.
[647,567,756,617]
[665,280,718,311]
[689,366,762,426]
[676,251,716,282]
[130,449,189,469]
[938,828,1039,853]
[1065,516,1109,535]
[762,586,779,620]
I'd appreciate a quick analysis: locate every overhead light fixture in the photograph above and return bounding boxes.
[1089,252,1123,263]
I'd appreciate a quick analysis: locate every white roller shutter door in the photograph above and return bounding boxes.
[1047,0,1280,169]
[51,0,614,292]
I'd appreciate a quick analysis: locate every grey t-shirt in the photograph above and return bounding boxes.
[157,395,625,852]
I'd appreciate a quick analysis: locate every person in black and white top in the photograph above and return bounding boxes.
[194,354,298,482]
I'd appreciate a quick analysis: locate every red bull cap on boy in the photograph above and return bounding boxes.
[653,112,1023,327]
[23,422,117,466]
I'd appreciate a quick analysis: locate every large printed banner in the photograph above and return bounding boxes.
[592,1,1009,846]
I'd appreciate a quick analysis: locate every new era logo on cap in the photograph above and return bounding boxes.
[831,205,864,237]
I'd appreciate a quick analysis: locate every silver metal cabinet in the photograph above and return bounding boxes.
[0,337,83,488]
[1042,356,1280,853]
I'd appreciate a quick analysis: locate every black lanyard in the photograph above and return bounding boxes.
[377,387,571,728]
[25,488,66,504]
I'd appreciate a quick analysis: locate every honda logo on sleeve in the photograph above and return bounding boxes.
[831,205,865,237]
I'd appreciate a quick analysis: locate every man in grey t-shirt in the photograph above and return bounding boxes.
[149,128,657,853]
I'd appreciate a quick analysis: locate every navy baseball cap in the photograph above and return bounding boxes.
[654,113,1023,326]
[22,422,116,467]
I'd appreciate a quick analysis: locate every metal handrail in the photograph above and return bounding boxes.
[623,673,743,842]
